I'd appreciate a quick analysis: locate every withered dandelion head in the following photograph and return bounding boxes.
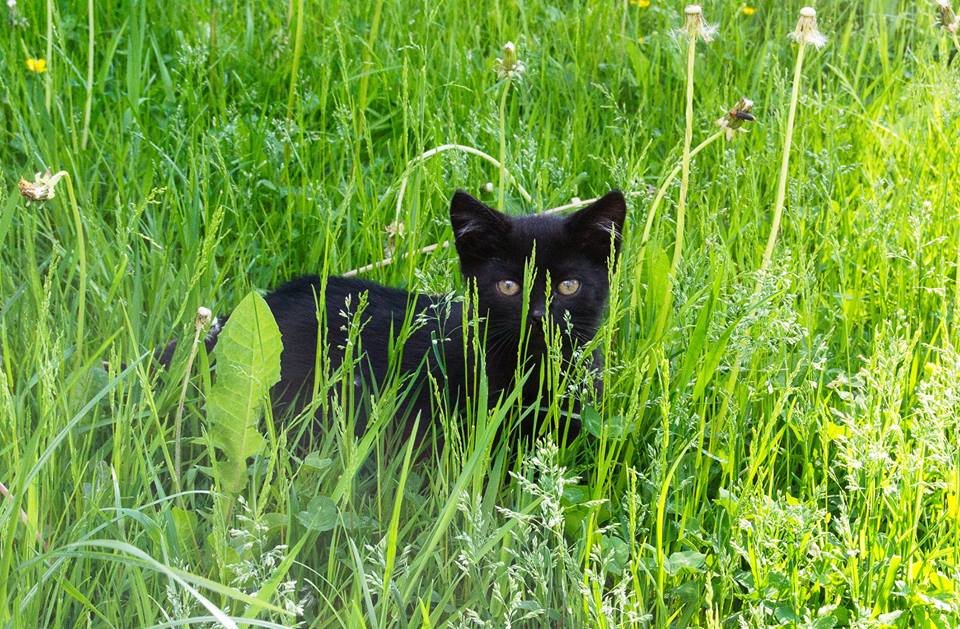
[717,97,756,141]
[789,7,828,49]
[682,5,717,42]
[25,57,46,73]
[936,0,960,33]
[195,307,213,330]
[494,41,526,81]
[18,170,67,202]
[384,220,405,257]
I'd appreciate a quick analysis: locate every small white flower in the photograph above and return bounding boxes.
[789,6,828,49]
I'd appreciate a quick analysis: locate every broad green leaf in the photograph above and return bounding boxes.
[298,496,338,532]
[303,452,333,473]
[664,550,706,576]
[206,292,282,496]
[599,535,629,576]
[580,405,628,440]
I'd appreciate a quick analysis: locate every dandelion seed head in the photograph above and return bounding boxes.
[681,4,717,42]
[195,306,212,331]
[789,6,828,48]
[936,0,960,32]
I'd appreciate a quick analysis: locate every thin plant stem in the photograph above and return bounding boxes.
[498,80,511,211]
[173,325,206,494]
[642,130,723,248]
[45,0,53,113]
[81,0,94,149]
[0,481,45,549]
[761,41,807,271]
[358,0,385,113]
[63,175,86,365]
[670,32,697,276]
[286,0,305,120]
[392,143,532,227]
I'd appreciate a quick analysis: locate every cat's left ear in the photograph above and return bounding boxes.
[565,190,627,263]
[450,190,512,264]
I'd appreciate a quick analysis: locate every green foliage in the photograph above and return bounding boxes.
[1,0,959,626]
[206,291,282,496]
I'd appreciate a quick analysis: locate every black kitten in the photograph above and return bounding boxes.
[186,190,626,441]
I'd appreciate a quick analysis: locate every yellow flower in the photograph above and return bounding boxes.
[741,6,756,16]
[948,468,960,523]
[630,0,651,7]
[25,57,47,74]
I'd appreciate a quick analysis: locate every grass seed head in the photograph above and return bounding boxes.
[789,7,828,49]
[717,97,756,140]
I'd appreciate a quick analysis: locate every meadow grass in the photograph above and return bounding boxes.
[2,0,960,626]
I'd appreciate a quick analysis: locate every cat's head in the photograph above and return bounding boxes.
[450,190,626,347]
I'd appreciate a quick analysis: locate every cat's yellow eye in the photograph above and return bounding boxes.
[497,280,521,296]
[557,279,581,296]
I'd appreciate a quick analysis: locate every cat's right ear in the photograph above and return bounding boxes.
[450,190,511,262]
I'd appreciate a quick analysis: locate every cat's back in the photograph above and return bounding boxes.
[263,275,462,416]
[265,275,434,325]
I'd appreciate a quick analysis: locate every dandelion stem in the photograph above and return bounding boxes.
[761,41,807,271]
[642,130,723,248]
[498,80,511,211]
[81,0,94,150]
[671,28,698,276]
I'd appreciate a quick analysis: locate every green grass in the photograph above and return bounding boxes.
[2,0,960,626]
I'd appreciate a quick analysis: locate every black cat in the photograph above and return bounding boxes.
[171,190,626,442]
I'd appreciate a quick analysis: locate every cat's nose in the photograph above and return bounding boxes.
[529,306,546,323]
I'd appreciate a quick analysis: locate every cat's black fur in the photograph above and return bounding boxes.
[175,190,626,442]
